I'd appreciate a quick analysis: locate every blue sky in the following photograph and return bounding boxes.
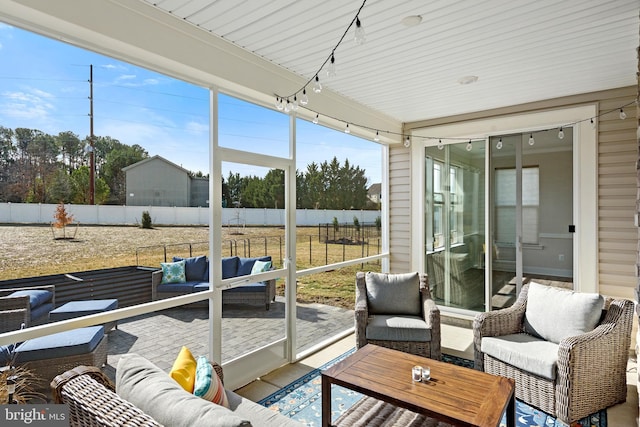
[0,24,382,184]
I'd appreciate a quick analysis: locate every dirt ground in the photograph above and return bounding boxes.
[0,225,285,280]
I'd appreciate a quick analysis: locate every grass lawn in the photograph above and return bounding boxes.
[0,225,381,309]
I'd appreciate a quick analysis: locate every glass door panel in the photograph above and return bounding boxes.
[425,140,485,311]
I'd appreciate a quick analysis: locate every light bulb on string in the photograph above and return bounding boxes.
[403,136,411,148]
[275,97,283,111]
[354,16,365,45]
[438,139,444,150]
[619,108,627,120]
[374,131,380,142]
[326,54,336,78]
[528,134,535,146]
[496,138,503,150]
[313,114,319,124]
[590,118,595,128]
[558,127,564,139]
[313,75,322,93]
[300,88,309,106]
[344,123,351,134]
[292,96,299,111]
[466,140,472,151]
[284,99,291,113]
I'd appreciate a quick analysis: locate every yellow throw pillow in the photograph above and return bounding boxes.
[170,346,197,392]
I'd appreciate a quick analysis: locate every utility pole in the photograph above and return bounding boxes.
[89,64,95,205]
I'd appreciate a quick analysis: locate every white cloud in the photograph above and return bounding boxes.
[186,121,208,135]
[143,78,160,85]
[0,88,56,120]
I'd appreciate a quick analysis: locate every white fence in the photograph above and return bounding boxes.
[0,203,380,226]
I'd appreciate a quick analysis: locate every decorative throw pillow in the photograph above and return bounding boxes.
[161,260,186,284]
[170,346,198,392]
[193,356,229,408]
[250,260,271,274]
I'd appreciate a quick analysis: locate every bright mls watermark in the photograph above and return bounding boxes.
[1,405,69,426]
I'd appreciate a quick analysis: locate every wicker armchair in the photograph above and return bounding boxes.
[355,271,441,360]
[0,285,55,332]
[473,282,633,424]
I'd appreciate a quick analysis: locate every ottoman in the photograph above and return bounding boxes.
[14,325,107,389]
[50,299,118,331]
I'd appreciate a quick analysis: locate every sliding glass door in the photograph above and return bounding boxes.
[426,131,574,313]
[425,140,486,311]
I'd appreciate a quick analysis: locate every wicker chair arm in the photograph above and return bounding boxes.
[473,283,529,370]
[0,308,29,333]
[420,276,441,360]
[54,372,161,426]
[354,272,368,349]
[555,298,634,422]
[0,295,30,311]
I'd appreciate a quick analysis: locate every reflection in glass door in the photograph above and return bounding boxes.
[489,131,573,310]
[425,140,486,311]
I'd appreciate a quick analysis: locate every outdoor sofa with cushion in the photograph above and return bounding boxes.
[51,353,303,427]
[152,255,276,310]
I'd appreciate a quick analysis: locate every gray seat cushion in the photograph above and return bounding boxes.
[481,333,559,380]
[365,314,431,342]
[15,326,104,362]
[523,282,603,344]
[116,353,250,427]
[365,272,421,315]
[226,390,303,427]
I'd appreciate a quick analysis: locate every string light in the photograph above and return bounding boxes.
[292,96,299,111]
[354,17,366,44]
[496,138,503,150]
[344,123,351,134]
[404,136,411,147]
[313,114,319,124]
[275,0,367,108]
[284,99,291,113]
[300,89,308,106]
[299,96,634,149]
[313,75,322,94]
[619,108,627,120]
[326,54,336,78]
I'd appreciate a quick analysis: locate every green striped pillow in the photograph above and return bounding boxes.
[193,356,229,408]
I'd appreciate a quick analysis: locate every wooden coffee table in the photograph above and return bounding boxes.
[321,344,515,427]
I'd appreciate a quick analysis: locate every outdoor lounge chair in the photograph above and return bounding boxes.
[355,271,441,360]
[0,285,55,333]
[473,282,633,424]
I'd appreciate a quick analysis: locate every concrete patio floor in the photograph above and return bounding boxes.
[103,296,354,380]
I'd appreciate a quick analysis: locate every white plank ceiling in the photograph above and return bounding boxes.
[142,0,638,123]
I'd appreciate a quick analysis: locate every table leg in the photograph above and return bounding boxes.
[321,375,331,427]
[505,392,516,427]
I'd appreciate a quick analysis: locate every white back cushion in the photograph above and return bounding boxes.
[523,282,603,344]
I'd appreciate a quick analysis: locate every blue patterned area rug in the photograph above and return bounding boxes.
[258,350,606,427]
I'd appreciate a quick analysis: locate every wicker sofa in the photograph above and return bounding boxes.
[473,282,633,424]
[52,354,302,427]
[152,256,276,310]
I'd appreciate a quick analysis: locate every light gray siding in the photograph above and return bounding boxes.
[388,146,411,273]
